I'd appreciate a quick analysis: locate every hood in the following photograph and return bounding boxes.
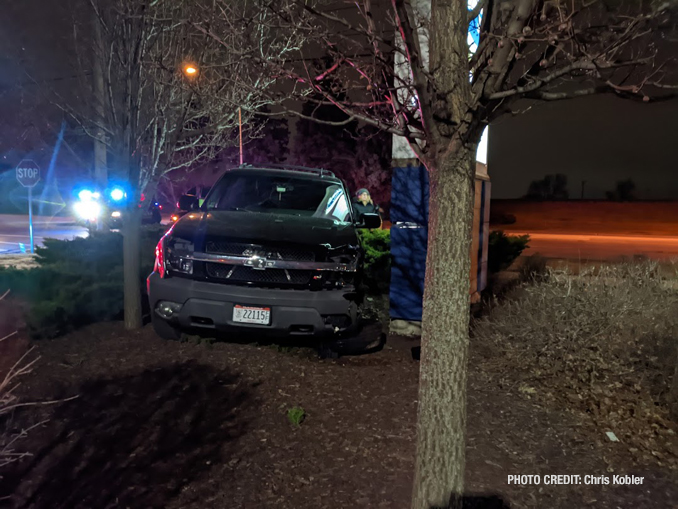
[170,210,359,250]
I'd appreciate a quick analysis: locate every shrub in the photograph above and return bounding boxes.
[358,228,528,293]
[518,253,548,282]
[473,261,678,467]
[358,229,391,294]
[487,230,530,274]
[0,227,165,339]
[0,290,39,472]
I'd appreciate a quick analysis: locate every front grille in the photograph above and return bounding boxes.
[205,263,235,279]
[205,263,312,286]
[268,246,316,262]
[206,242,254,256]
[205,241,315,262]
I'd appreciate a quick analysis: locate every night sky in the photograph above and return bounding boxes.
[3,2,678,201]
[489,93,678,200]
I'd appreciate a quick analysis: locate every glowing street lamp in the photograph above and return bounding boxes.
[181,61,243,163]
[183,64,198,76]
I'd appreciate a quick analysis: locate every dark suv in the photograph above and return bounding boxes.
[147,165,380,350]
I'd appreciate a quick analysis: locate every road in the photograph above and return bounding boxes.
[0,215,88,253]
[510,232,678,261]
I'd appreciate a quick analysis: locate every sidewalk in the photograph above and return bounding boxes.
[0,214,76,226]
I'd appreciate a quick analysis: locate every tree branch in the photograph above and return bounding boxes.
[488,60,596,99]
[468,0,487,24]
[481,0,538,96]
[525,85,609,101]
[392,0,433,142]
[300,2,396,52]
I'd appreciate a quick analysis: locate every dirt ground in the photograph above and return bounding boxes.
[1,322,677,509]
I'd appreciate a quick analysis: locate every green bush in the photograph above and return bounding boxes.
[487,230,530,274]
[0,227,165,339]
[358,229,391,294]
[357,228,528,291]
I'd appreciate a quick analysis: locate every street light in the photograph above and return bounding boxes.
[181,61,242,164]
[183,64,198,76]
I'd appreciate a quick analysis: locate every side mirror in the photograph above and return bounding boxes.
[357,213,382,229]
[178,194,198,211]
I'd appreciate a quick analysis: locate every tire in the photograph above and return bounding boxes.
[333,320,385,354]
[151,313,182,341]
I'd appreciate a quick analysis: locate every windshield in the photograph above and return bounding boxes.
[204,173,352,222]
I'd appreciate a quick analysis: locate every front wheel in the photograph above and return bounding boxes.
[151,313,182,341]
[332,320,386,355]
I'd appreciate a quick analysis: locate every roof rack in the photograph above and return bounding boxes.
[237,163,335,178]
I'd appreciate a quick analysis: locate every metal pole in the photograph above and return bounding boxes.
[239,107,243,165]
[28,186,35,254]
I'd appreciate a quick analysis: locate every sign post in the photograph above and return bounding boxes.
[15,160,41,254]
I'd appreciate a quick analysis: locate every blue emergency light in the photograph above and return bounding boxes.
[110,188,125,201]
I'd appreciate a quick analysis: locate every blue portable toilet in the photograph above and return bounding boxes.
[389,162,491,325]
[389,164,429,322]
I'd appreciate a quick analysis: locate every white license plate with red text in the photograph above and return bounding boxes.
[233,305,271,325]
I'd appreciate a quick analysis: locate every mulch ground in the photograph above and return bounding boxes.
[1,322,676,509]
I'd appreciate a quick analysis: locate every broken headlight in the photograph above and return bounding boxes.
[166,237,194,275]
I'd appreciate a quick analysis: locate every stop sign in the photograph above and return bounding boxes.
[16,160,41,188]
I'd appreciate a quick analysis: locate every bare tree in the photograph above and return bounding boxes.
[525,173,569,199]
[606,177,637,200]
[62,0,305,328]
[199,1,678,507]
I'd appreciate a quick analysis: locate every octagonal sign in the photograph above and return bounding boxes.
[16,160,41,188]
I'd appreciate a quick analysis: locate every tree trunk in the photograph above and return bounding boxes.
[123,206,143,330]
[412,146,476,509]
[92,6,108,233]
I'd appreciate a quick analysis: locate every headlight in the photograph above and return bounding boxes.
[328,245,360,268]
[329,254,357,266]
[111,211,122,218]
[74,200,101,221]
[326,250,359,288]
[166,237,194,275]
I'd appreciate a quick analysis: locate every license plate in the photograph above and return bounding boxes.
[233,305,271,325]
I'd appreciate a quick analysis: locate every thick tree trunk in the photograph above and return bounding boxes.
[412,146,476,509]
[92,9,108,232]
[122,206,143,330]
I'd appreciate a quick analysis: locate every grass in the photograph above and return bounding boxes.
[287,406,306,427]
[473,260,678,468]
